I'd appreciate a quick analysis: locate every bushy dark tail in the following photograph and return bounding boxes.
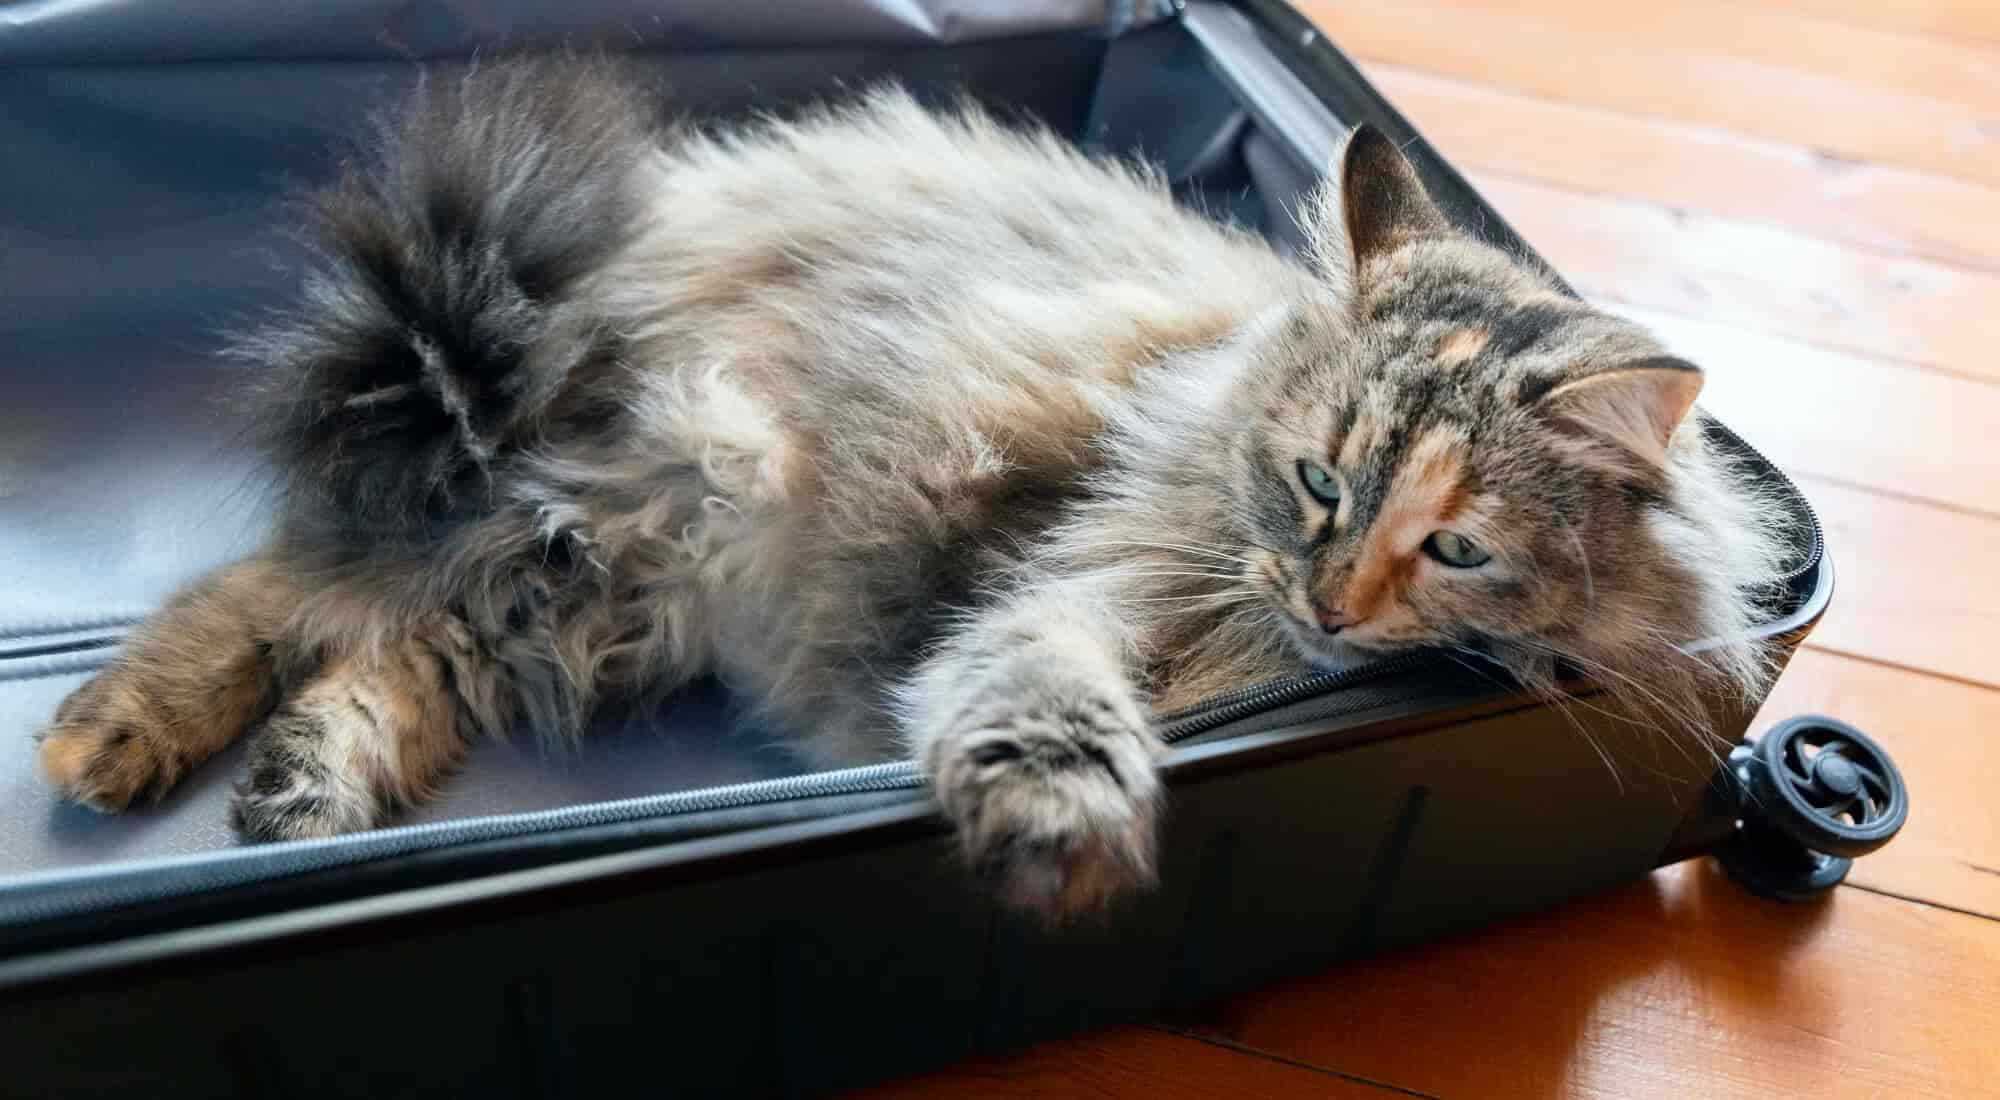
[236,58,654,542]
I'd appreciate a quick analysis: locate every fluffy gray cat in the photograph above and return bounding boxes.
[37,61,1784,921]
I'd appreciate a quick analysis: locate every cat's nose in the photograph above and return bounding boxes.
[1313,602,1355,635]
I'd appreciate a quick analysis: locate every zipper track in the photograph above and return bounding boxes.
[1709,421,1825,587]
[0,762,926,926]
[0,655,1434,929]
[1154,651,1430,741]
[0,437,1822,931]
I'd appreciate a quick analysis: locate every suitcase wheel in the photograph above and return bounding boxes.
[1716,715,1909,902]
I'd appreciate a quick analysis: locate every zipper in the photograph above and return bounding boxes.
[1705,420,1825,587]
[0,653,1432,930]
[1153,651,1430,741]
[1,441,1819,932]
[0,761,926,927]
[0,440,1821,934]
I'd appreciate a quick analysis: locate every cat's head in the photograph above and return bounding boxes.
[1228,126,1788,716]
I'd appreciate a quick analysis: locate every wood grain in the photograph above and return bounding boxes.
[1458,0,2000,112]
[1198,861,2000,1099]
[1607,304,2000,517]
[1306,0,2000,188]
[1756,648,2000,918]
[1794,476,2000,687]
[1741,0,2000,46]
[1369,64,2000,274]
[1473,171,2000,385]
[851,1026,1402,1099]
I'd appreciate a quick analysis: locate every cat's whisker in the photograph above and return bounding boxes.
[1104,576,1240,596]
[1508,638,1681,715]
[1502,637,1725,771]
[1098,572,1248,585]
[1564,525,1596,608]
[1461,643,1650,789]
[1063,540,1257,567]
[1532,675,1628,792]
[1442,644,1524,691]
[1438,644,1623,788]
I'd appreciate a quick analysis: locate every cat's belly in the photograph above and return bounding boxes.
[588,356,1103,756]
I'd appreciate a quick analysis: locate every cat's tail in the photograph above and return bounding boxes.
[233,58,656,541]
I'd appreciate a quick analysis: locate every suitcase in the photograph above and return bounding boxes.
[0,2,1906,1094]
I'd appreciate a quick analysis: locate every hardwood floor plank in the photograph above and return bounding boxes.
[1197,862,2000,1099]
[1741,0,2000,46]
[1604,304,2000,517]
[1756,649,2000,918]
[848,1026,1405,1099]
[1472,172,2000,385]
[1299,0,2000,188]
[1367,64,2000,274]
[1455,0,2000,113]
[1794,476,2000,687]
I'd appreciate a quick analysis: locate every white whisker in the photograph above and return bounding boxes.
[1112,591,1261,605]
[1564,525,1595,608]
[1057,540,1257,566]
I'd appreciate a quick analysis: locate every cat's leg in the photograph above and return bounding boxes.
[39,554,287,811]
[229,616,518,841]
[901,583,1163,923]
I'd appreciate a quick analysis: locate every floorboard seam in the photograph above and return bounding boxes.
[1845,881,2000,924]
[1145,1023,1447,1099]
[1796,643,2000,694]
[1789,472,2000,524]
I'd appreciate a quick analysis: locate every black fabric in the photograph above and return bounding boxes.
[0,0,1175,64]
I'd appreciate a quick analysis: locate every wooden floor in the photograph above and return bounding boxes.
[861,1,2000,1096]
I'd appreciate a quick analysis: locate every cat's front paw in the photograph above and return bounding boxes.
[928,694,1163,925]
[37,674,186,813]
[229,693,385,843]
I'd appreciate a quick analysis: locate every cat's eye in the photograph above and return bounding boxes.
[1425,530,1491,568]
[1296,460,1341,506]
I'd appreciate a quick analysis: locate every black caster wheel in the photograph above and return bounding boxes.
[1717,715,1909,902]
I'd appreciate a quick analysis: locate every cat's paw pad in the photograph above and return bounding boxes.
[930,700,1163,924]
[229,711,377,843]
[229,786,360,843]
[37,678,184,813]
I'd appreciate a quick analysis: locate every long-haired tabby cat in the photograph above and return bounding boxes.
[36,61,1783,921]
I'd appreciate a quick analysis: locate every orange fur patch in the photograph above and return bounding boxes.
[1508,286,1573,310]
[1104,304,1241,376]
[37,555,285,812]
[1331,431,1470,621]
[36,735,96,791]
[1436,327,1490,367]
[1342,545,1417,622]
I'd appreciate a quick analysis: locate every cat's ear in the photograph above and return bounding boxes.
[1538,356,1705,467]
[1305,124,1453,282]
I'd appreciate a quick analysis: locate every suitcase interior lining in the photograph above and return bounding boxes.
[0,12,1342,883]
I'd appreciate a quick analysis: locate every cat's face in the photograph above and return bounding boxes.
[1231,128,1769,693]
[1240,294,1689,669]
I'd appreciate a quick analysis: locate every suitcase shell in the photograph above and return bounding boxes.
[0,2,1832,1094]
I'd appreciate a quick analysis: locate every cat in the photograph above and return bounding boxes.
[35,60,1785,922]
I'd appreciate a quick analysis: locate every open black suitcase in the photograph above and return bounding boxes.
[0,2,1907,1095]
